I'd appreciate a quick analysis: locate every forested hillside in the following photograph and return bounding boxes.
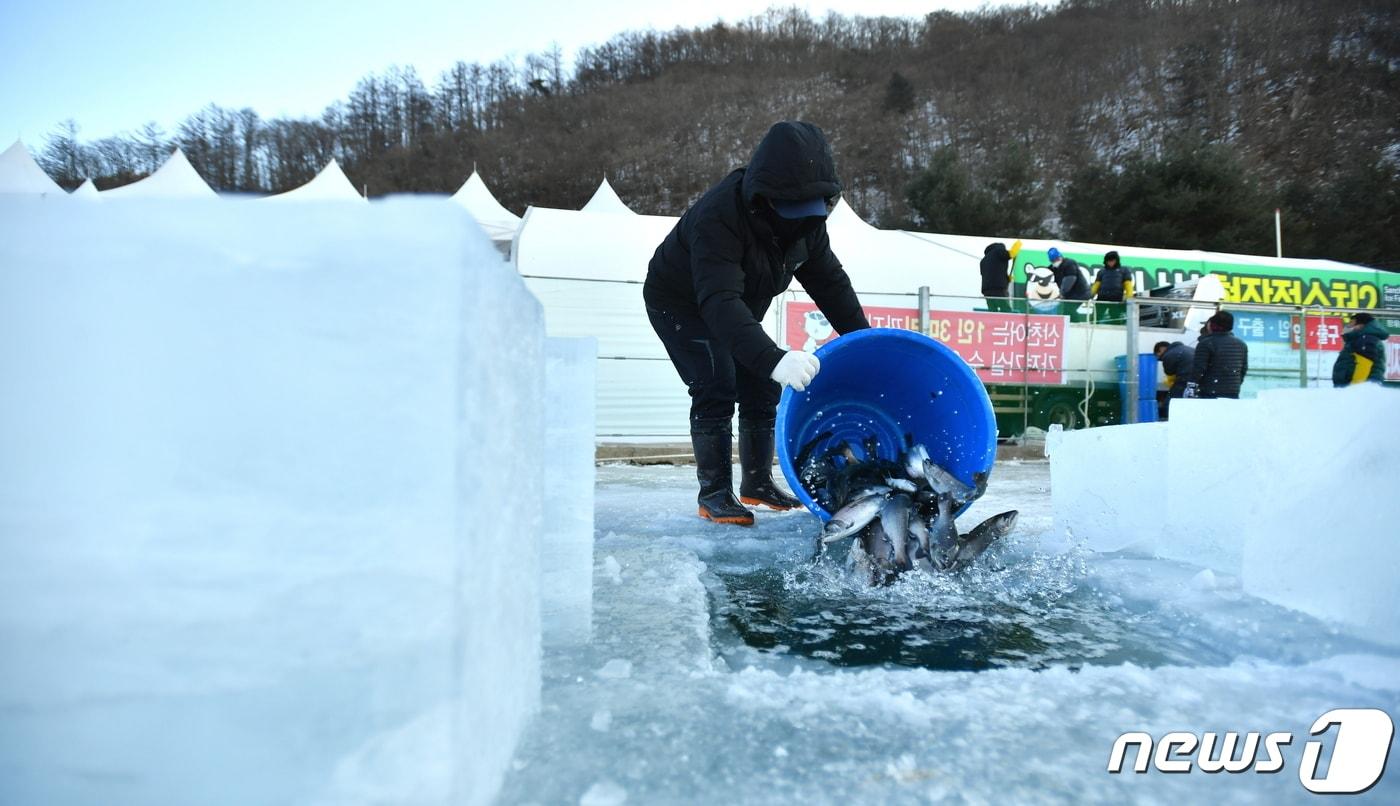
[37,0,1400,266]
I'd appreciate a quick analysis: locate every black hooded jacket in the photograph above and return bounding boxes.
[644,122,869,378]
[980,242,1011,296]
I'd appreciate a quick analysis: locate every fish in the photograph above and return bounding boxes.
[907,511,930,560]
[820,494,887,544]
[800,435,1004,583]
[903,443,930,480]
[858,522,897,585]
[884,477,918,493]
[928,495,959,571]
[920,458,975,501]
[942,510,1018,573]
[880,493,913,569]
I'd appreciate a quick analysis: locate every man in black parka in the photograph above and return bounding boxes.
[645,121,870,526]
[1189,311,1249,399]
[980,242,1013,313]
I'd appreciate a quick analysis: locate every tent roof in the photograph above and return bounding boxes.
[515,206,677,281]
[71,178,103,200]
[826,197,878,234]
[102,148,217,199]
[265,159,363,202]
[581,178,635,215]
[0,139,64,196]
[450,172,521,242]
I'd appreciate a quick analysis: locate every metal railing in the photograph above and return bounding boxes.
[519,272,1394,440]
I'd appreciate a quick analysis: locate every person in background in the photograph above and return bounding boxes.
[1091,250,1134,322]
[1187,311,1248,399]
[645,121,870,527]
[1047,247,1090,319]
[980,242,1012,312]
[1332,312,1389,387]
[1154,339,1195,418]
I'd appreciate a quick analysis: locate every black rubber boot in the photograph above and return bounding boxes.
[691,418,754,526]
[738,420,802,510]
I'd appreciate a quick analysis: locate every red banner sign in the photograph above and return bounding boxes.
[1387,337,1400,382]
[1290,315,1346,352]
[784,302,1068,385]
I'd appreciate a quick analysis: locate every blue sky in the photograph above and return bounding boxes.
[0,0,1026,144]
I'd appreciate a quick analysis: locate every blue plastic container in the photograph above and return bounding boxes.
[1113,353,1159,424]
[776,328,998,522]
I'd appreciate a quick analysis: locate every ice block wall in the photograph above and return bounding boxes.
[0,198,547,805]
[542,337,597,646]
[1048,422,1168,554]
[1050,386,1400,645]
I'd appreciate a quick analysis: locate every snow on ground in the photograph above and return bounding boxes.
[498,461,1400,805]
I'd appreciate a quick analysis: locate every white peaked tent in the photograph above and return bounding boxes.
[450,172,521,244]
[0,139,64,196]
[265,159,363,202]
[70,179,103,200]
[102,148,217,199]
[580,177,635,215]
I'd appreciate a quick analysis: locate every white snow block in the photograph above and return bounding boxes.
[542,337,597,645]
[1158,397,1267,573]
[1240,386,1400,645]
[0,198,544,806]
[1049,422,1168,553]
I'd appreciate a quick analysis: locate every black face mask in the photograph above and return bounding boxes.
[760,205,823,245]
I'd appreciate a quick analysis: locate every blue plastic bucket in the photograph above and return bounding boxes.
[776,328,998,521]
[1113,353,1159,424]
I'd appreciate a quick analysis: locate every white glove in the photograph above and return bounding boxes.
[771,350,821,391]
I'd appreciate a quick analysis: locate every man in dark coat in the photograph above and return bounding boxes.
[1332,312,1389,386]
[1047,246,1090,320]
[1154,339,1195,418]
[1047,247,1090,301]
[1188,311,1249,399]
[1091,251,1133,302]
[980,242,1012,312]
[645,121,870,526]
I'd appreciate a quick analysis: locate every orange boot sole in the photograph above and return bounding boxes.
[739,496,801,511]
[698,506,755,526]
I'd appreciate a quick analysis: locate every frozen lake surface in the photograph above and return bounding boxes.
[499,461,1400,805]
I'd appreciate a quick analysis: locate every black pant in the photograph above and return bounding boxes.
[647,304,780,424]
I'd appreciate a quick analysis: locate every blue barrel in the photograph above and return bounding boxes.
[1113,353,1158,424]
[775,328,998,521]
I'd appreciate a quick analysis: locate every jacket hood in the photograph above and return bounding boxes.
[984,242,1010,260]
[741,121,841,207]
[1351,320,1391,341]
[1104,250,1120,265]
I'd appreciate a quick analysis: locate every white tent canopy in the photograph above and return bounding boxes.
[70,179,102,201]
[449,172,521,242]
[0,140,64,196]
[265,160,363,202]
[580,177,635,215]
[102,149,217,199]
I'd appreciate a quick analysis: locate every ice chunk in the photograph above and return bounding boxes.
[590,709,613,732]
[1051,385,1400,646]
[597,659,633,679]
[542,337,598,647]
[1048,422,1168,554]
[602,555,624,584]
[1238,386,1400,644]
[579,780,628,806]
[0,197,546,805]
